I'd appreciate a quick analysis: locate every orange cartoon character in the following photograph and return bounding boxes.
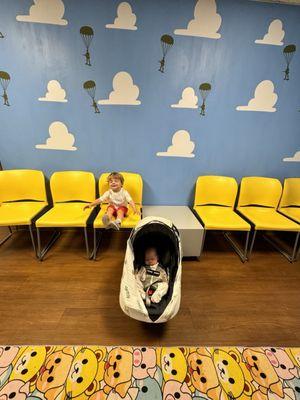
[187,348,220,400]
[103,347,133,399]
[242,349,284,398]
[34,347,75,400]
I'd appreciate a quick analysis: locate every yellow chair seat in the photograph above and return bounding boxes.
[279,207,300,224]
[36,203,93,228]
[0,202,47,226]
[94,205,142,229]
[194,206,251,231]
[237,206,300,231]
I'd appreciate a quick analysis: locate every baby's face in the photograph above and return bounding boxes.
[145,250,158,266]
[109,177,122,192]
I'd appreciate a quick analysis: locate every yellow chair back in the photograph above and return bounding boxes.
[99,172,143,205]
[279,178,300,208]
[194,176,238,208]
[0,169,47,203]
[50,171,95,203]
[238,177,282,208]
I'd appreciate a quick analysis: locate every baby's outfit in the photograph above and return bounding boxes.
[135,263,169,306]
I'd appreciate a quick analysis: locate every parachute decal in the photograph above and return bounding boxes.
[0,71,11,106]
[199,83,211,116]
[80,26,94,66]
[283,44,296,81]
[83,80,100,113]
[159,34,174,73]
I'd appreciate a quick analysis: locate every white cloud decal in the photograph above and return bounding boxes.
[236,80,278,113]
[157,130,195,158]
[98,72,141,105]
[16,0,68,25]
[174,0,222,39]
[38,80,67,102]
[35,121,77,151]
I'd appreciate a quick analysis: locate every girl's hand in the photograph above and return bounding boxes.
[134,209,141,216]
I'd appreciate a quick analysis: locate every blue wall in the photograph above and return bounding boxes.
[0,0,299,205]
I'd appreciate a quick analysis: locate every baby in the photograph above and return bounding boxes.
[135,247,169,306]
[84,172,139,230]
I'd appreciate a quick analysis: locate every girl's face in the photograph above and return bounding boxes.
[109,177,122,191]
[145,250,158,266]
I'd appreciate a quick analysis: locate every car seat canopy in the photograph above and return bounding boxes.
[120,216,182,323]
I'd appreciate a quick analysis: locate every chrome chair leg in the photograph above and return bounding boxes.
[247,230,257,261]
[28,225,38,258]
[262,231,300,263]
[93,229,102,261]
[223,230,250,263]
[36,228,61,261]
[291,232,300,262]
[0,226,13,246]
[84,227,90,259]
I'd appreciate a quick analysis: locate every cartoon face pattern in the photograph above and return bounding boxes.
[1,347,299,400]
[133,348,157,380]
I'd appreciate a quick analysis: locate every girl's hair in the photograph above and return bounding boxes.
[107,172,124,185]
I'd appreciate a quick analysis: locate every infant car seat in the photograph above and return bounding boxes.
[119,216,182,323]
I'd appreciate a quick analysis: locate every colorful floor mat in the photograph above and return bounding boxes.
[0,346,299,400]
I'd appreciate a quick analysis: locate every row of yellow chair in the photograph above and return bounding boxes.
[0,170,299,262]
[193,176,300,262]
[0,170,142,260]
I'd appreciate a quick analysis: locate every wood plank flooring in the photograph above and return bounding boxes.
[0,227,299,346]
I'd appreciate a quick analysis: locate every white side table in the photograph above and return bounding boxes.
[142,206,204,257]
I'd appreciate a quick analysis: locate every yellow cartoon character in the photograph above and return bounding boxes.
[9,347,47,384]
[224,348,255,400]
[286,348,300,368]
[159,348,188,383]
[35,347,75,400]
[242,349,284,398]
[213,348,255,400]
[85,347,107,395]
[187,348,220,400]
[103,347,133,398]
[65,348,103,400]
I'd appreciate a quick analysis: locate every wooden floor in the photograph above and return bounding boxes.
[0,227,299,346]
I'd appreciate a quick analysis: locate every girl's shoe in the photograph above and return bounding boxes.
[102,214,110,227]
[110,220,120,230]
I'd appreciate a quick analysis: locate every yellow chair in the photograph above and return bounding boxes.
[278,178,300,223]
[92,172,143,259]
[278,178,300,261]
[0,169,47,256]
[237,177,300,262]
[35,171,95,260]
[193,176,251,262]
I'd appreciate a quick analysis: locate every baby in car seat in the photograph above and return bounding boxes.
[135,247,169,306]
